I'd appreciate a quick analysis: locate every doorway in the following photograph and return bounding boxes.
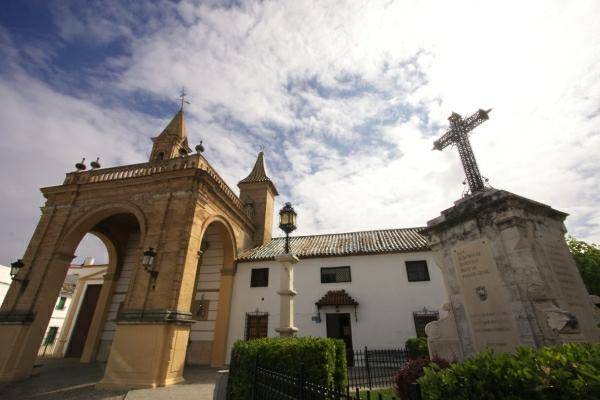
[65,284,102,358]
[326,313,354,365]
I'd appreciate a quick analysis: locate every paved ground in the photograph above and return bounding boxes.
[0,358,218,400]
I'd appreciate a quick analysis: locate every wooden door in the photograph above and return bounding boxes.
[326,313,354,365]
[65,284,102,358]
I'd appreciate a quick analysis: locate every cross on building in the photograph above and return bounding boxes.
[433,108,492,194]
[178,86,190,111]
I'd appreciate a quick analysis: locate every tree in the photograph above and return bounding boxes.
[566,236,600,296]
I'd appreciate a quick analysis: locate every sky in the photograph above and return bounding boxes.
[0,0,599,265]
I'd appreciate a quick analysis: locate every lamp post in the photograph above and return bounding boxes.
[142,248,158,287]
[279,202,297,254]
[10,259,28,291]
[275,202,299,337]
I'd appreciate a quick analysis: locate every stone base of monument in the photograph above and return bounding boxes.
[423,189,600,361]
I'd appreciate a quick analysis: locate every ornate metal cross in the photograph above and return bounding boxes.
[178,87,190,111]
[433,108,492,194]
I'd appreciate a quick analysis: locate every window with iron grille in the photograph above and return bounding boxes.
[413,311,439,337]
[56,296,67,310]
[320,266,351,283]
[44,326,58,345]
[245,312,268,340]
[406,260,430,282]
[250,268,269,287]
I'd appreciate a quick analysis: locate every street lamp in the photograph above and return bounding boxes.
[279,202,297,254]
[10,259,28,291]
[142,248,158,285]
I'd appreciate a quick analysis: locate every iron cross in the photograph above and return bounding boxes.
[433,108,492,194]
[178,87,190,111]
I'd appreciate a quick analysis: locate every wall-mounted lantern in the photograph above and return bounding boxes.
[10,259,28,291]
[142,247,158,287]
[279,202,297,254]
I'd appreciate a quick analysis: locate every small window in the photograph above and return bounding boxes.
[406,261,430,282]
[245,312,268,340]
[413,311,439,337]
[250,268,269,287]
[321,266,351,283]
[44,327,58,345]
[56,297,67,310]
[157,152,164,161]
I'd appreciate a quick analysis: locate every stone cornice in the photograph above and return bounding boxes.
[424,189,568,236]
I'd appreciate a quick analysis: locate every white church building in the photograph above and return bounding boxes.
[224,230,446,362]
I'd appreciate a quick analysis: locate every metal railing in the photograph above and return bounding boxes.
[251,363,400,400]
[348,347,409,390]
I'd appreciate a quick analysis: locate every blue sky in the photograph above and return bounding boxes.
[0,0,599,265]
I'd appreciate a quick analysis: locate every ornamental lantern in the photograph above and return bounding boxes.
[279,202,297,254]
[142,248,157,273]
[10,259,24,278]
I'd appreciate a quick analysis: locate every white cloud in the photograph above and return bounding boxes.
[1,0,599,267]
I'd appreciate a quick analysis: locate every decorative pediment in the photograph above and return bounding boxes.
[315,290,359,309]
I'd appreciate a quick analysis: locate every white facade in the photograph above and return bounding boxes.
[226,251,447,362]
[39,262,107,357]
[0,265,11,307]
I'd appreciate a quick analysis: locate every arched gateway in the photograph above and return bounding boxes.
[0,109,277,388]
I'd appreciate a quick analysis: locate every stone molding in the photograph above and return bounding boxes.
[116,309,194,325]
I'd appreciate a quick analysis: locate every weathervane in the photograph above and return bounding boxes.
[178,86,190,111]
[433,108,492,195]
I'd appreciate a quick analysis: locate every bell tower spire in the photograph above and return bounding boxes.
[239,150,278,246]
[149,90,193,161]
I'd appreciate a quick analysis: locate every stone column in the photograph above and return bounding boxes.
[274,254,299,337]
[423,189,600,361]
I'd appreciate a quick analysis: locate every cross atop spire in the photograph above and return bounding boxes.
[177,86,190,111]
[433,108,492,195]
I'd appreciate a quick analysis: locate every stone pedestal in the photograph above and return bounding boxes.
[424,189,599,361]
[274,253,299,337]
[97,322,190,389]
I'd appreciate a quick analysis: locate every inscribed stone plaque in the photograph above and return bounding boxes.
[452,240,519,353]
[540,234,592,333]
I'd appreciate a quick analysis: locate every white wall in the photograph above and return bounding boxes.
[0,265,10,307]
[226,251,447,362]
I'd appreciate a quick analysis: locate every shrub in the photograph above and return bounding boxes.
[394,357,450,400]
[405,337,429,359]
[226,336,348,400]
[419,343,600,400]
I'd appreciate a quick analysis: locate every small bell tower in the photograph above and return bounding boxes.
[238,151,278,246]
[149,110,192,161]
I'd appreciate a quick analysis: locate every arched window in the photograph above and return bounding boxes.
[157,152,164,161]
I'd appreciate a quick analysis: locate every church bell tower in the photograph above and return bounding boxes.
[149,110,193,161]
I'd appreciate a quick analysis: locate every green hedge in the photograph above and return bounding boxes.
[405,337,429,359]
[419,343,600,400]
[227,337,348,400]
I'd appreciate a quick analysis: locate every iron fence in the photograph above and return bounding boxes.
[251,363,400,400]
[348,347,409,390]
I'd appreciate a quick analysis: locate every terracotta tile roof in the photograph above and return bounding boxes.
[316,290,359,308]
[237,227,428,261]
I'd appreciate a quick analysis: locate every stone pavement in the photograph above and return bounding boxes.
[0,358,217,400]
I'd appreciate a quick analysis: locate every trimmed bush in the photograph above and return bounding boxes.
[394,357,450,400]
[405,337,429,359]
[227,337,348,400]
[419,343,600,400]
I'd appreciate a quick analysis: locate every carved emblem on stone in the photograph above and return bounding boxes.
[475,286,488,301]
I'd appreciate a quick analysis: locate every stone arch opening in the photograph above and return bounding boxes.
[13,210,143,379]
[186,217,236,367]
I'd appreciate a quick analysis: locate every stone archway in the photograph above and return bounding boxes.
[0,149,256,388]
[0,206,145,382]
[186,217,237,368]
